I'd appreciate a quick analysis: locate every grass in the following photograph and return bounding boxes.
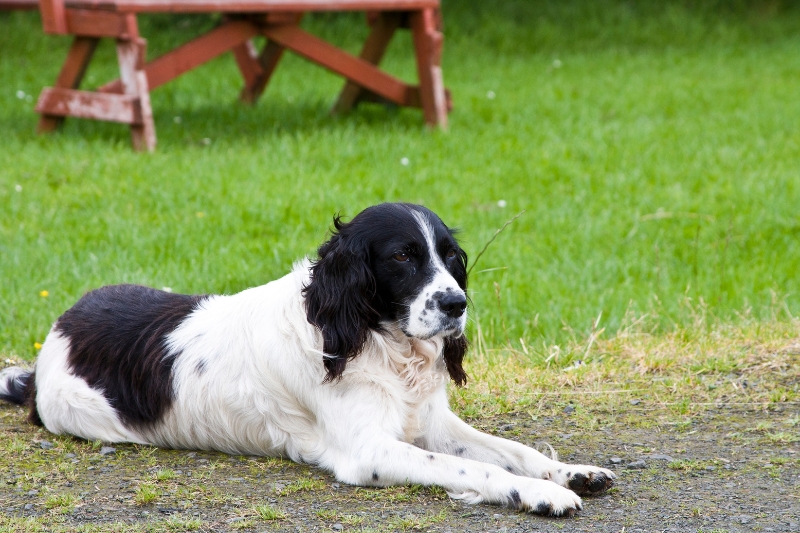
[0,1,799,359]
[254,504,287,520]
[134,483,160,505]
[1,4,799,527]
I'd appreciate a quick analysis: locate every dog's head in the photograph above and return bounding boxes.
[303,203,468,385]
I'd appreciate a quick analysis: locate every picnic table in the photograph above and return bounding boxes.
[3,0,450,151]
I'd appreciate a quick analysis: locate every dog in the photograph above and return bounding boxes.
[0,202,613,516]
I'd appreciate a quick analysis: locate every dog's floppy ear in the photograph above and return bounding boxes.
[444,241,468,386]
[443,334,468,386]
[303,216,380,382]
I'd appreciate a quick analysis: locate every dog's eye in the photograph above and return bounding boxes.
[393,252,410,262]
[446,249,457,260]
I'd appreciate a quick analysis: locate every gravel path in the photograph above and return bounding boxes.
[1,402,798,532]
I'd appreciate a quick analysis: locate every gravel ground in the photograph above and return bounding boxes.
[1,402,798,532]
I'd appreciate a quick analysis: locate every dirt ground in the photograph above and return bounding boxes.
[1,401,798,533]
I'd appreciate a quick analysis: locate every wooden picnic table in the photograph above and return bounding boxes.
[4,0,450,150]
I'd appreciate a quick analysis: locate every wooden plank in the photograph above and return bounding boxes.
[410,7,446,127]
[0,0,39,10]
[59,0,438,13]
[35,87,141,123]
[39,0,67,34]
[263,24,411,106]
[117,37,155,151]
[232,39,262,89]
[64,8,137,37]
[332,11,400,114]
[238,39,286,104]
[99,20,259,93]
[37,35,99,132]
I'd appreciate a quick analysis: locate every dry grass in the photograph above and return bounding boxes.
[452,315,800,420]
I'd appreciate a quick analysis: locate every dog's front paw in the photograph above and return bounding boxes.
[508,478,583,517]
[559,465,616,495]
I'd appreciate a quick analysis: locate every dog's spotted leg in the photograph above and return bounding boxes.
[330,438,583,517]
[419,400,616,496]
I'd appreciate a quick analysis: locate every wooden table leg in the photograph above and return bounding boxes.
[410,8,447,128]
[37,36,99,133]
[332,12,401,115]
[117,37,156,152]
[235,39,287,104]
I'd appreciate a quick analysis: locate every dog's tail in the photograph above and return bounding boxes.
[0,366,31,405]
[0,367,41,425]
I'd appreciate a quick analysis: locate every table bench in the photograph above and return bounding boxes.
[5,0,450,151]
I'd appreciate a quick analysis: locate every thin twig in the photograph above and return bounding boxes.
[467,210,525,276]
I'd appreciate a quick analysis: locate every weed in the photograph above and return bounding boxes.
[164,517,203,532]
[766,432,799,444]
[135,483,160,505]
[155,469,176,482]
[276,476,326,495]
[44,493,76,513]
[254,504,286,520]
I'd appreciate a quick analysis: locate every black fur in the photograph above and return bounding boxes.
[303,203,469,384]
[54,284,206,429]
[0,370,42,426]
[0,371,28,404]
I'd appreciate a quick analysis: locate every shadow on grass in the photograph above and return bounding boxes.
[2,98,428,151]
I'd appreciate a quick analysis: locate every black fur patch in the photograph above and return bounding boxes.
[0,370,41,426]
[372,471,379,481]
[25,374,42,426]
[534,501,553,515]
[55,284,205,429]
[508,489,522,508]
[0,371,28,404]
[568,472,588,492]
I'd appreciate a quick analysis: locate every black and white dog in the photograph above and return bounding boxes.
[0,202,613,516]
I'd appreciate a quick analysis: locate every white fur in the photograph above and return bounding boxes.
[404,212,468,338]
[35,331,145,444]
[28,260,613,515]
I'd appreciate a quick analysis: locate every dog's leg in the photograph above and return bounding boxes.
[417,395,615,496]
[329,436,583,517]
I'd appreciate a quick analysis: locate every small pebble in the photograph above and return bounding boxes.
[499,424,515,431]
[26,490,38,496]
[332,483,340,489]
[646,454,675,462]
[629,399,641,405]
[99,446,117,456]
[609,457,623,464]
[64,453,76,458]
[626,459,647,469]
[24,504,33,510]
[563,405,575,414]
[39,440,54,450]
[332,524,343,531]
[493,513,502,519]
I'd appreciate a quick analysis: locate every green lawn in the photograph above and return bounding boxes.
[1,0,799,361]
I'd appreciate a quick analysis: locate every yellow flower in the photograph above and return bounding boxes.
[34,342,42,350]
[39,290,49,297]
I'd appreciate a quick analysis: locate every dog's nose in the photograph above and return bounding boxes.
[436,292,467,318]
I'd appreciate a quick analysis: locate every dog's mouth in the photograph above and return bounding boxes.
[398,314,465,340]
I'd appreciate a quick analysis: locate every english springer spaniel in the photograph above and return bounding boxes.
[0,203,613,516]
